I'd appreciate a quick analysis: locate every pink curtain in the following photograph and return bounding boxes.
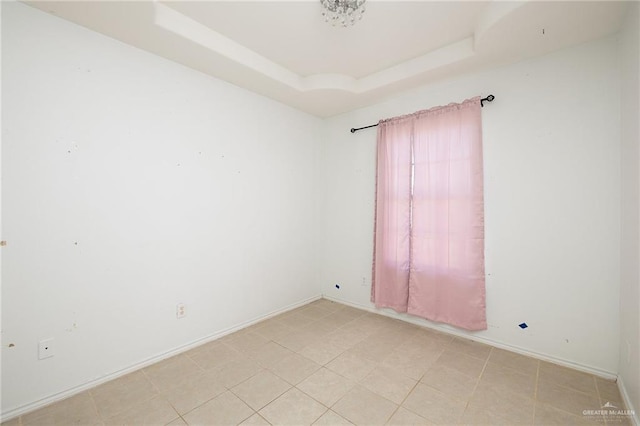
[372,97,486,331]
[371,118,413,312]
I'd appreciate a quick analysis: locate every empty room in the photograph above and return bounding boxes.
[1,0,639,425]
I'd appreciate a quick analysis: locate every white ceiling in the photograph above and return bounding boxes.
[26,1,629,117]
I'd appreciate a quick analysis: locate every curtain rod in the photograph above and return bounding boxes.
[350,94,495,134]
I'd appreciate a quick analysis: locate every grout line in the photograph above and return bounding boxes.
[594,376,608,426]
[532,357,540,424]
[392,376,424,423]
[86,388,101,425]
[176,413,188,425]
[461,346,492,418]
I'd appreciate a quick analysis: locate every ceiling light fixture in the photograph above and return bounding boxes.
[320,0,366,27]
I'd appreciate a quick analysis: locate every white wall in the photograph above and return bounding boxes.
[320,36,621,375]
[619,0,640,418]
[1,2,322,416]
[2,0,634,419]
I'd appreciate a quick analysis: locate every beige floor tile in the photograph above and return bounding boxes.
[273,328,319,352]
[91,371,158,419]
[342,317,388,337]
[297,368,355,407]
[460,405,531,425]
[0,418,20,426]
[320,315,357,330]
[446,338,492,361]
[336,323,375,338]
[274,313,315,330]
[334,305,367,318]
[600,398,631,423]
[217,330,244,346]
[302,321,338,338]
[326,352,377,382]
[402,383,466,425]
[259,388,327,425]
[333,386,398,426]
[488,348,539,376]
[281,306,307,315]
[476,362,536,398]
[396,335,447,357]
[299,340,345,365]
[184,340,218,357]
[386,407,432,425]
[166,417,187,426]
[226,331,271,354]
[269,353,321,385]
[297,306,333,321]
[308,299,344,312]
[603,412,635,426]
[538,362,598,395]
[252,319,295,342]
[369,330,413,350]
[104,396,178,426]
[347,337,396,363]
[536,380,601,417]
[434,349,486,379]
[231,370,291,411]
[411,328,454,345]
[381,347,443,381]
[599,399,628,410]
[183,391,254,426]
[378,320,419,337]
[361,313,396,326]
[325,328,368,350]
[595,377,623,404]
[210,357,263,388]
[466,383,535,424]
[245,341,294,369]
[22,391,101,426]
[361,366,417,404]
[326,306,362,321]
[186,342,242,371]
[330,307,367,324]
[240,413,271,425]
[312,410,354,425]
[161,370,227,415]
[534,402,602,425]
[143,354,202,391]
[346,312,378,323]
[420,364,478,401]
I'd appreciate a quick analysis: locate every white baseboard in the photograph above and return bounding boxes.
[322,294,618,380]
[0,294,321,423]
[617,375,640,426]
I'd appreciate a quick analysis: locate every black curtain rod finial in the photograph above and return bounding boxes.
[480,94,495,107]
[350,122,379,133]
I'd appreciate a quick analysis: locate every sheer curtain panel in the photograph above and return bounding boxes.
[371,97,486,331]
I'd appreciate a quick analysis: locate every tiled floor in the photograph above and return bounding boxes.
[4,299,631,425]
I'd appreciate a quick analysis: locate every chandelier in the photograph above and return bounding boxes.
[320,0,366,27]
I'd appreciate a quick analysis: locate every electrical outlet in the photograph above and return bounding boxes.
[176,303,186,319]
[361,277,367,286]
[38,338,55,360]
